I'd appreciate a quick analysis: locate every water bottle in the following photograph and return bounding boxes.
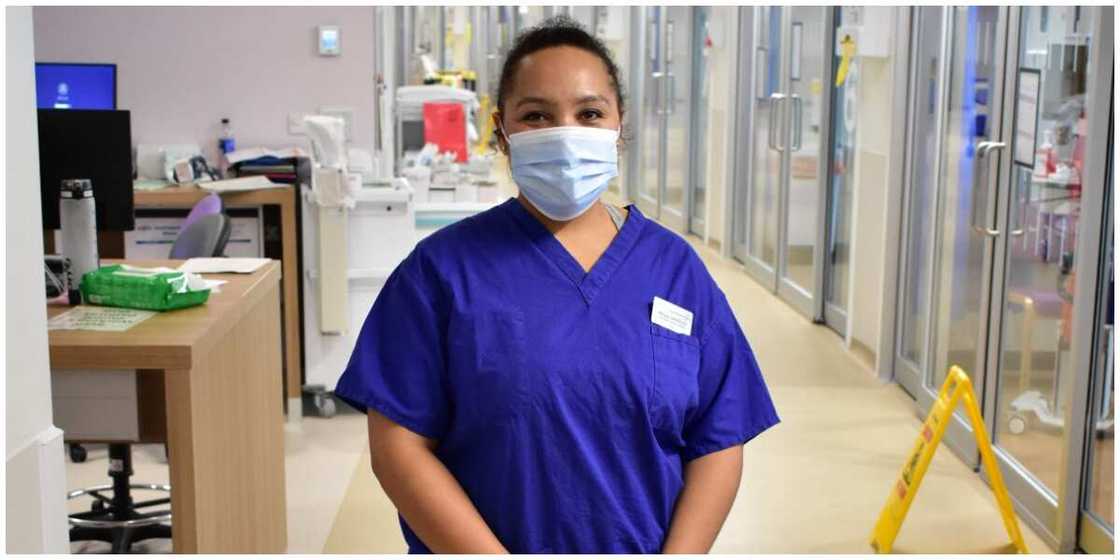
[218,118,235,177]
[219,118,236,154]
[59,179,99,290]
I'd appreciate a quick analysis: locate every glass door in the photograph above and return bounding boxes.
[987,6,1112,551]
[635,7,693,232]
[636,8,664,222]
[661,6,693,232]
[1080,137,1113,553]
[733,6,831,319]
[779,6,829,314]
[893,5,1113,551]
[734,6,782,286]
[905,5,1009,460]
[688,7,711,236]
[821,7,859,334]
[895,6,949,399]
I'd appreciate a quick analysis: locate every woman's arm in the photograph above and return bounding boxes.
[661,445,744,554]
[366,410,508,553]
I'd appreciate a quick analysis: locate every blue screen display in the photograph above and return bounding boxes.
[35,64,116,110]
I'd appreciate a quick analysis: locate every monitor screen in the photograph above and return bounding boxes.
[35,63,116,110]
[38,109,134,231]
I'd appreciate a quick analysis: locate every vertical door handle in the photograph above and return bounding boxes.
[791,94,803,151]
[1009,174,1026,237]
[650,71,664,116]
[666,71,676,115]
[768,93,786,152]
[970,140,1007,237]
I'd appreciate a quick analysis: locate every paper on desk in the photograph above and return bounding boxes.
[198,176,285,193]
[178,258,270,274]
[48,306,157,332]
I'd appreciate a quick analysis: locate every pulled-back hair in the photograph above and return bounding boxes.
[496,15,626,117]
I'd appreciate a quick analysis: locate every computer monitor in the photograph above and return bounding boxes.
[37,109,134,231]
[35,63,117,110]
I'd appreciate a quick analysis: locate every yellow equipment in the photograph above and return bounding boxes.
[476,94,494,154]
[870,366,1028,554]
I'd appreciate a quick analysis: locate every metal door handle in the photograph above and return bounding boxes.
[969,140,1007,237]
[973,227,1002,237]
[768,93,786,152]
[791,94,803,151]
[650,72,664,116]
[666,71,676,115]
[666,20,675,64]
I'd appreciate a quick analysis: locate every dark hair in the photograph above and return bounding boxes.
[496,16,626,118]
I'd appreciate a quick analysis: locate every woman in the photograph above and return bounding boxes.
[335,17,778,554]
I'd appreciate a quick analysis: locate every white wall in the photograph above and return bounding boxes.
[32,6,378,165]
[703,6,739,248]
[5,6,69,553]
[845,6,900,368]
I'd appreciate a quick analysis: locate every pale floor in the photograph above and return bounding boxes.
[63,205,1056,554]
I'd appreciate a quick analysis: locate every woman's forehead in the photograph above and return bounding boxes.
[509,46,615,103]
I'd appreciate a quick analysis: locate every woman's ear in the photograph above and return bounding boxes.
[492,112,509,155]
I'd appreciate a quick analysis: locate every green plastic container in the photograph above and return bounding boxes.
[80,265,211,311]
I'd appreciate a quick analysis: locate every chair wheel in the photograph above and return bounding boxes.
[69,444,88,463]
[314,394,337,418]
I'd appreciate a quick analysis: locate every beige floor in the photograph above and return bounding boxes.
[63,201,1055,554]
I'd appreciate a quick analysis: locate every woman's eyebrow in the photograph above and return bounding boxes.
[574,94,610,105]
[515,96,554,109]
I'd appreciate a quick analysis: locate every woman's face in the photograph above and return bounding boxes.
[496,46,621,151]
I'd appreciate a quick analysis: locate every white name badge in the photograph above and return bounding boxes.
[651,296,694,336]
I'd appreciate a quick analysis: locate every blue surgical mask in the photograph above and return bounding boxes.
[505,126,620,221]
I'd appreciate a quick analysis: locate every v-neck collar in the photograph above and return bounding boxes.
[503,198,646,306]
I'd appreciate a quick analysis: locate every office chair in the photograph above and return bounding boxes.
[169,213,232,259]
[67,211,232,552]
[181,192,223,230]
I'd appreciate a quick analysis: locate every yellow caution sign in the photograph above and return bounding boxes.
[870,366,1029,554]
[835,34,856,87]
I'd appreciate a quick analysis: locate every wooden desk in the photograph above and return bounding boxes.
[134,185,303,414]
[49,260,287,553]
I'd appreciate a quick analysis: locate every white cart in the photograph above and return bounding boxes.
[300,183,416,417]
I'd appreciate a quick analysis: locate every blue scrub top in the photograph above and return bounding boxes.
[335,198,779,553]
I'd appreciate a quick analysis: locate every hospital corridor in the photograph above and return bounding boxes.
[5,4,1115,556]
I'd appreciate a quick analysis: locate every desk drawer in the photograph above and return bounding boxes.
[51,369,148,442]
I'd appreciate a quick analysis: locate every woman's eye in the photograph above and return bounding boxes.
[579,110,604,121]
[522,112,547,123]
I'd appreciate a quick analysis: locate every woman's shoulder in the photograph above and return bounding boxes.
[626,205,732,338]
[628,207,706,268]
[400,200,514,282]
[413,201,512,255]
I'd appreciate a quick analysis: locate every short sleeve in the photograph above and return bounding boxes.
[682,293,780,461]
[333,248,450,440]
